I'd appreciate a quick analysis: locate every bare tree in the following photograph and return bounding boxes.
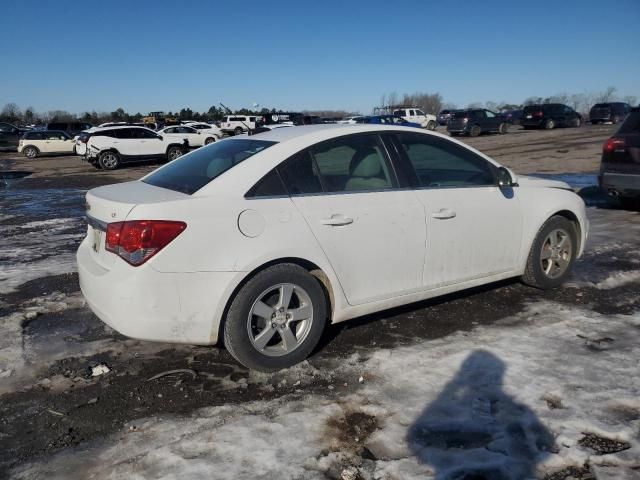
[1,103,22,123]
[623,95,638,106]
[596,86,617,103]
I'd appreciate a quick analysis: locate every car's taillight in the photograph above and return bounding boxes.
[105,220,186,266]
[533,111,543,117]
[603,137,625,153]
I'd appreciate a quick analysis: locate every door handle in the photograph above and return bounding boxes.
[321,214,354,226]
[431,208,456,220]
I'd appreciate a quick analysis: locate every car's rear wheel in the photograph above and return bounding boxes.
[98,151,120,170]
[223,264,327,371]
[166,146,183,161]
[572,117,582,127]
[426,121,437,131]
[204,137,216,145]
[544,119,555,130]
[498,122,508,134]
[469,125,481,137]
[611,115,620,124]
[234,127,244,136]
[23,146,38,158]
[522,215,577,289]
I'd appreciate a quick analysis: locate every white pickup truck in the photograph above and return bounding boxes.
[393,107,438,130]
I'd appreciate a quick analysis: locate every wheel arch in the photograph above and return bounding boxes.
[215,257,336,345]
[551,209,583,254]
[23,144,40,153]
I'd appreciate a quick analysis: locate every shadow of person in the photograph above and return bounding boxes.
[407,350,555,480]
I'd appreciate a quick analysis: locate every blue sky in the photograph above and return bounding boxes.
[1,0,638,115]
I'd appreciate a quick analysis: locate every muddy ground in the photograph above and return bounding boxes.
[1,123,639,478]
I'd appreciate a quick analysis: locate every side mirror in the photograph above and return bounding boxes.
[157,135,163,140]
[496,167,516,188]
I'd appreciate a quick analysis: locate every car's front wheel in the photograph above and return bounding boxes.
[98,151,120,170]
[521,215,577,289]
[426,121,437,131]
[234,127,244,136]
[544,119,555,130]
[469,125,481,137]
[204,137,216,145]
[498,122,508,134]
[223,264,327,371]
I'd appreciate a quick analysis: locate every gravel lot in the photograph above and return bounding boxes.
[1,124,639,480]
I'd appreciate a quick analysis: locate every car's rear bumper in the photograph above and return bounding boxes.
[599,172,640,197]
[77,237,238,345]
[520,119,544,127]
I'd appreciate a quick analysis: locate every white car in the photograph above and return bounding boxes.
[84,126,188,170]
[182,122,223,140]
[220,115,259,135]
[393,107,438,130]
[157,125,219,147]
[337,116,365,124]
[78,124,587,370]
[18,130,77,157]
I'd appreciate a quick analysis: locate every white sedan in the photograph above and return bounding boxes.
[77,124,588,370]
[158,125,219,147]
[19,130,77,157]
[184,122,224,139]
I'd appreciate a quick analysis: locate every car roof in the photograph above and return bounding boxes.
[89,125,155,132]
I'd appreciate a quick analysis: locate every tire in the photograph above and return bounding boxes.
[166,146,183,162]
[23,146,38,158]
[234,127,244,136]
[544,119,555,130]
[611,115,620,124]
[521,215,577,289]
[223,263,327,371]
[426,121,437,131]
[619,197,639,210]
[498,122,508,134]
[449,132,460,137]
[469,125,481,137]
[572,117,582,128]
[204,137,216,145]
[98,151,120,170]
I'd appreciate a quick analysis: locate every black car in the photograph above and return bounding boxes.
[500,109,523,125]
[437,109,456,125]
[0,122,28,150]
[447,109,508,137]
[46,121,93,136]
[590,102,631,125]
[520,104,582,130]
[599,107,640,208]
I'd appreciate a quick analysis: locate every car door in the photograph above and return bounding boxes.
[134,128,164,157]
[0,123,20,148]
[180,126,203,146]
[484,110,501,130]
[43,131,73,153]
[391,131,523,289]
[279,133,427,305]
[112,128,142,158]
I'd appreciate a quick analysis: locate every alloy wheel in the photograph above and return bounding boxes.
[540,228,572,279]
[247,283,314,357]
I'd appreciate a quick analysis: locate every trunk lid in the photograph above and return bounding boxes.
[85,181,189,269]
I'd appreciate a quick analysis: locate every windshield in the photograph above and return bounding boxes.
[143,139,277,194]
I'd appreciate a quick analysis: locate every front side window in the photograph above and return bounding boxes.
[132,128,158,139]
[45,131,68,140]
[416,110,425,116]
[485,110,495,118]
[310,134,395,193]
[164,127,177,134]
[144,139,276,194]
[396,132,495,188]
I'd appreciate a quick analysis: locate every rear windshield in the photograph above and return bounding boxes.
[592,103,610,108]
[618,112,640,134]
[453,111,470,118]
[523,106,542,113]
[143,139,277,194]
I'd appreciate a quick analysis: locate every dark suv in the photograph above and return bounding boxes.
[447,109,508,136]
[46,122,93,136]
[521,104,582,130]
[599,107,640,208]
[589,102,631,125]
[0,122,28,150]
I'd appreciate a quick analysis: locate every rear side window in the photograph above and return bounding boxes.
[454,111,470,118]
[396,132,495,188]
[25,132,45,140]
[278,150,323,195]
[310,134,395,193]
[144,139,277,194]
[618,112,640,134]
[245,170,287,197]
